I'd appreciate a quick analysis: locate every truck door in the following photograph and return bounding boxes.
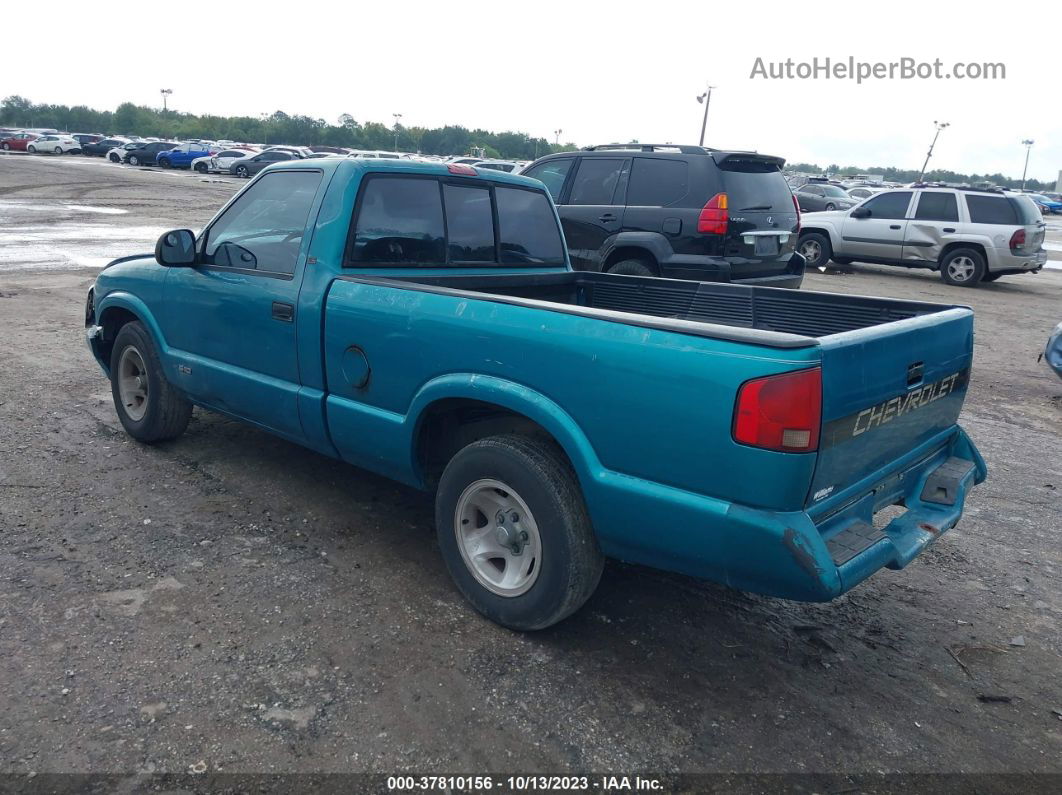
[159,168,324,440]
[839,190,913,261]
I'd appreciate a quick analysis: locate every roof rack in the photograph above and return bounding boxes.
[585,144,713,154]
[909,183,1005,194]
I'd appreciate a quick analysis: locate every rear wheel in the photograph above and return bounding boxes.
[194,162,208,173]
[606,259,654,277]
[27,145,37,153]
[54,146,63,154]
[109,152,121,162]
[797,232,832,268]
[939,248,986,287]
[109,321,192,443]
[435,435,604,631]
[234,165,249,178]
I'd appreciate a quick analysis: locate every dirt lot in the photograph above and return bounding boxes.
[0,155,1060,784]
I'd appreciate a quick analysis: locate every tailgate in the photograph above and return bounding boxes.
[808,308,974,507]
[716,155,798,276]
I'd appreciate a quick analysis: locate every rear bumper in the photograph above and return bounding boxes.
[659,252,806,288]
[586,426,985,601]
[988,247,1047,272]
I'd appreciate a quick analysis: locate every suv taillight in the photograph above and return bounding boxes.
[733,368,822,453]
[792,192,801,233]
[697,192,729,235]
[1009,228,1026,249]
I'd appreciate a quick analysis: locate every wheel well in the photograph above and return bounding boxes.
[939,241,986,268]
[602,246,658,273]
[798,226,830,240]
[97,307,140,365]
[415,399,572,489]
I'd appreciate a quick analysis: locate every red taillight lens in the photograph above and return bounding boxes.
[792,192,801,233]
[448,163,477,176]
[733,368,822,452]
[1009,228,1026,249]
[697,192,729,235]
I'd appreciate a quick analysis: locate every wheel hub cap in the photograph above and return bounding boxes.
[455,479,541,597]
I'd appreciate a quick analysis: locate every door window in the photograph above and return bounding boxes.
[860,191,912,219]
[626,158,689,207]
[569,158,624,205]
[204,170,323,275]
[521,158,573,201]
[914,192,959,222]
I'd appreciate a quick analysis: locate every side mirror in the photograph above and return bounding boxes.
[850,206,871,219]
[155,229,197,267]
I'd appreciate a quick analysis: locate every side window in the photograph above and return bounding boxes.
[569,158,624,205]
[522,158,573,201]
[444,184,495,262]
[350,177,445,264]
[803,185,822,196]
[861,191,912,219]
[495,187,565,264]
[914,192,959,222]
[204,170,322,275]
[626,158,689,207]
[966,195,1019,225]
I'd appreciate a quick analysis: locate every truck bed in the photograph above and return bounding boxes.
[339,271,961,349]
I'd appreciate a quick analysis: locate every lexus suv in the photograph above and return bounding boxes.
[521,144,805,287]
[797,186,1047,286]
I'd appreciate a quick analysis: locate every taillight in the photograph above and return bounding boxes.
[733,368,822,452]
[448,163,477,176]
[792,192,801,233]
[1009,228,1026,249]
[697,192,728,235]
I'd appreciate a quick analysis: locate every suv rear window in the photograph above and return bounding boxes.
[717,158,794,212]
[966,194,1019,225]
[1008,195,1041,225]
[626,158,688,207]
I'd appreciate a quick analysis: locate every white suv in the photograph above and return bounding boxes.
[797,187,1048,286]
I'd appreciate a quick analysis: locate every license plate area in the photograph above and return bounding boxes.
[754,236,779,255]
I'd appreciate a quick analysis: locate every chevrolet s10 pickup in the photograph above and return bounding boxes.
[85,158,987,630]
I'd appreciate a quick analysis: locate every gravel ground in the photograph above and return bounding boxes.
[0,154,1060,783]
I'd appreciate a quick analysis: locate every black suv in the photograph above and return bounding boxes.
[123,141,176,166]
[521,144,804,287]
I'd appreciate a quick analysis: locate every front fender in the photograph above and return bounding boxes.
[91,290,169,375]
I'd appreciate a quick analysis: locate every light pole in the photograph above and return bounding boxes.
[917,120,949,183]
[392,113,403,152]
[160,88,172,113]
[696,85,715,147]
[1020,139,1035,191]
[554,128,562,146]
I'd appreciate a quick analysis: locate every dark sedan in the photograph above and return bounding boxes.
[229,149,295,177]
[81,137,129,157]
[123,141,177,166]
[793,182,858,212]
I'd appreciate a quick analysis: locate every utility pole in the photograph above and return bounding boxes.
[160,88,172,113]
[392,113,403,152]
[696,85,715,147]
[554,128,562,146]
[1020,139,1035,191]
[918,120,949,182]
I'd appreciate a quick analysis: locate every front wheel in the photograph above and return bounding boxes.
[158,158,171,169]
[824,202,836,211]
[128,155,140,166]
[109,152,120,162]
[435,435,604,631]
[939,248,986,287]
[27,145,36,153]
[234,165,248,178]
[797,232,832,269]
[194,162,208,173]
[109,321,192,443]
[1,142,9,150]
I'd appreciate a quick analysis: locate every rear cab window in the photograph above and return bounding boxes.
[349,174,565,267]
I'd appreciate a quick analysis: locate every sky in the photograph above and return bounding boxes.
[8,0,1059,182]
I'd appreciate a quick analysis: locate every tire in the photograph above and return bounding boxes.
[606,259,654,277]
[234,165,248,178]
[939,247,986,287]
[27,145,36,153]
[435,434,604,631]
[158,158,171,169]
[797,232,832,268]
[824,202,836,211]
[109,321,192,443]
[109,152,120,162]
[128,155,140,166]
[2,142,10,150]
[194,162,208,173]
[54,147,63,155]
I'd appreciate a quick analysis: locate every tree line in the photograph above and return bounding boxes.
[0,96,575,161]
[787,161,1052,193]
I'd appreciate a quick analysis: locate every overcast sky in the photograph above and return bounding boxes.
[9,0,1059,181]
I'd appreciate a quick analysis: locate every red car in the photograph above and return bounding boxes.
[1,132,39,151]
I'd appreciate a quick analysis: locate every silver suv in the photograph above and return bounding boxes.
[796,186,1047,286]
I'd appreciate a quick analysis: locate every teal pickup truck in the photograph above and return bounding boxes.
[85,158,987,630]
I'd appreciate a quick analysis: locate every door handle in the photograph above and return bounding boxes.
[271,301,294,322]
[889,224,901,230]
[598,213,617,223]
[942,227,956,233]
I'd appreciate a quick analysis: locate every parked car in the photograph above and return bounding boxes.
[521,144,804,286]
[794,182,858,212]
[123,141,177,166]
[191,148,258,174]
[1026,193,1062,215]
[229,149,296,177]
[347,150,404,160]
[82,136,129,157]
[107,141,142,163]
[473,160,521,173]
[156,141,214,169]
[0,132,39,151]
[847,186,883,200]
[84,158,986,629]
[71,133,104,149]
[797,187,1047,286]
[27,134,81,154]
